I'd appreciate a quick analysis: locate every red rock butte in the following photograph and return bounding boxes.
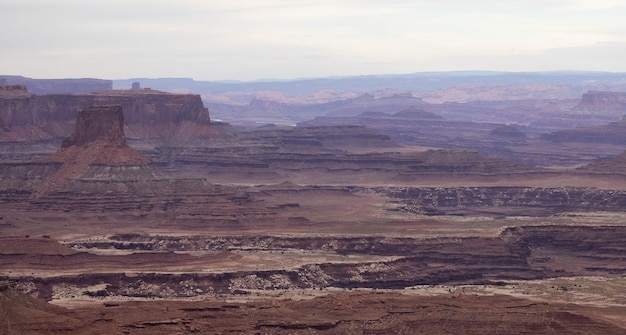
[45,105,150,168]
[62,105,126,147]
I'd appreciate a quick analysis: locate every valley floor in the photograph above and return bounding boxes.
[2,182,626,334]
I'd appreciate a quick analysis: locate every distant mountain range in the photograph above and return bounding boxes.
[113,71,626,96]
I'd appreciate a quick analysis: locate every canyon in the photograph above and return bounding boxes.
[1,75,626,334]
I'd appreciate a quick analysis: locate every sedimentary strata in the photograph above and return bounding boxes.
[3,285,623,334]
[3,225,626,300]
[0,86,216,158]
[377,186,626,216]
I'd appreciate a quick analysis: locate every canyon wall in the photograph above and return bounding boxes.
[0,85,220,161]
[0,88,211,140]
[2,90,209,127]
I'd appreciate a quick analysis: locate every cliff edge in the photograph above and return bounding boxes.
[0,86,218,148]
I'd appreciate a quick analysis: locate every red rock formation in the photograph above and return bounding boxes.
[0,87,217,148]
[18,89,210,127]
[42,105,152,192]
[0,85,33,130]
[47,105,150,166]
[62,105,125,147]
[573,90,626,116]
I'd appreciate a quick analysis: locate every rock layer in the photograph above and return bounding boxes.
[2,285,623,334]
[4,224,626,298]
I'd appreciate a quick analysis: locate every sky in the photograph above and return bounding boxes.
[2,0,626,81]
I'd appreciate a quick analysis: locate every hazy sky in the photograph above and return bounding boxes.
[2,0,626,81]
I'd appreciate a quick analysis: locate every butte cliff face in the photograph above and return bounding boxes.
[0,85,34,131]
[572,90,626,117]
[0,86,221,160]
[0,88,210,130]
[45,105,150,165]
[61,105,126,147]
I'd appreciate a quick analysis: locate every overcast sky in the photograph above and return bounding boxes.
[2,0,626,81]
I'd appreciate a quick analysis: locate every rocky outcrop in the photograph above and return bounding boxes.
[48,105,149,165]
[541,91,626,145]
[572,90,626,116]
[62,105,126,147]
[40,105,154,192]
[0,87,219,157]
[89,89,210,124]
[4,89,210,129]
[0,85,34,130]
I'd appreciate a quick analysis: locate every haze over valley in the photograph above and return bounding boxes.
[2,71,626,333]
[3,1,626,334]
